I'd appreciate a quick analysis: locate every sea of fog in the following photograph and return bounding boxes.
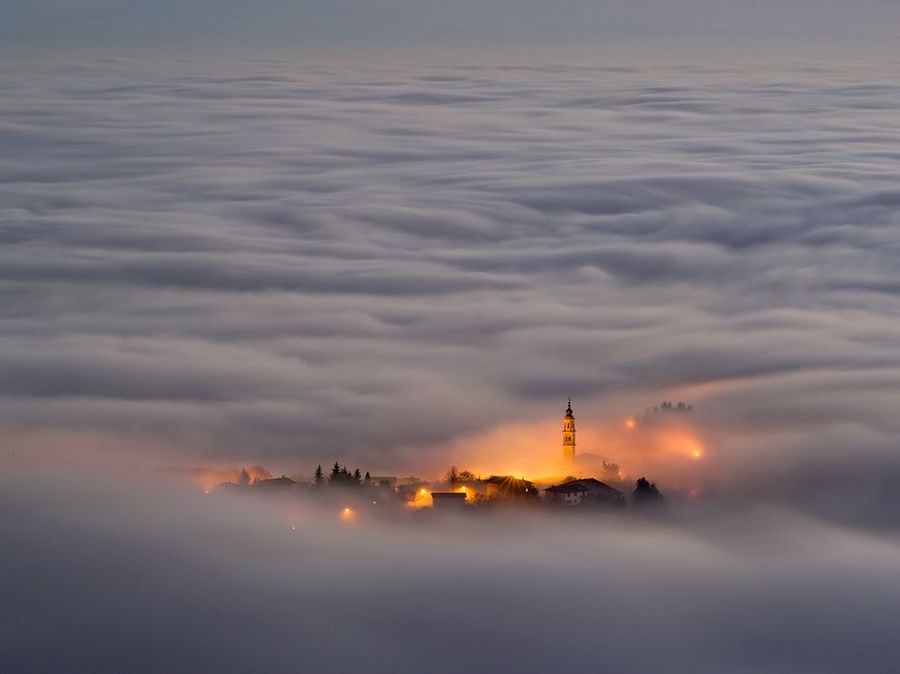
[3,54,900,672]
[3,468,900,673]
[1,56,899,480]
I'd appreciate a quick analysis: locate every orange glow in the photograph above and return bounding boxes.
[190,465,274,491]
[341,506,355,522]
[408,488,432,509]
[428,413,712,487]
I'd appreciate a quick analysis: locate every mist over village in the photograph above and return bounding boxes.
[197,399,679,515]
[4,1,900,673]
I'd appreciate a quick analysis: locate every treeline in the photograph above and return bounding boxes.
[643,401,693,417]
[313,462,371,487]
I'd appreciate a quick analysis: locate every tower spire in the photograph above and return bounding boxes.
[562,399,576,460]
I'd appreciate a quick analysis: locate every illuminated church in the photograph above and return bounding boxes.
[562,399,576,460]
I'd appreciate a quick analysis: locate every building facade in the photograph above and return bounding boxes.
[544,478,624,507]
[431,492,467,511]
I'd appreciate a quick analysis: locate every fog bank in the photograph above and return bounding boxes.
[3,468,900,673]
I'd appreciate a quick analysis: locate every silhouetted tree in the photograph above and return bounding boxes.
[601,459,621,482]
[325,462,366,487]
[633,477,664,506]
[445,465,460,489]
[364,471,371,485]
[314,464,324,485]
[239,468,251,487]
[458,470,477,482]
[248,464,272,482]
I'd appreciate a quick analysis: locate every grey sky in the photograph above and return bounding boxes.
[2,0,900,51]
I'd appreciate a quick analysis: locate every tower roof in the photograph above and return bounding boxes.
[565,398,574,417]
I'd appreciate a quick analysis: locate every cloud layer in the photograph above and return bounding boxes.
[1,57,900,501]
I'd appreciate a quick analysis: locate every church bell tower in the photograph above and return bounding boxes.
[562,399,576,460]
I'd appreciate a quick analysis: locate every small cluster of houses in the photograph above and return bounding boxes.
[212,402,667,511]
[215,471,630,512]
[428,475,627,511]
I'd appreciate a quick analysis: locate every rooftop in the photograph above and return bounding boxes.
[256,475,297,488]
[545,478,622,496]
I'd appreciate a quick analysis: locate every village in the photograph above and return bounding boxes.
[209,400,676,513]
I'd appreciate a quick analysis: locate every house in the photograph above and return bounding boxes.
[431,492,467,511]
[544,478,624,507]
[544,481,588,506]
[254,475,297,490]
[369,476,397,489]
[484,475,537,501]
